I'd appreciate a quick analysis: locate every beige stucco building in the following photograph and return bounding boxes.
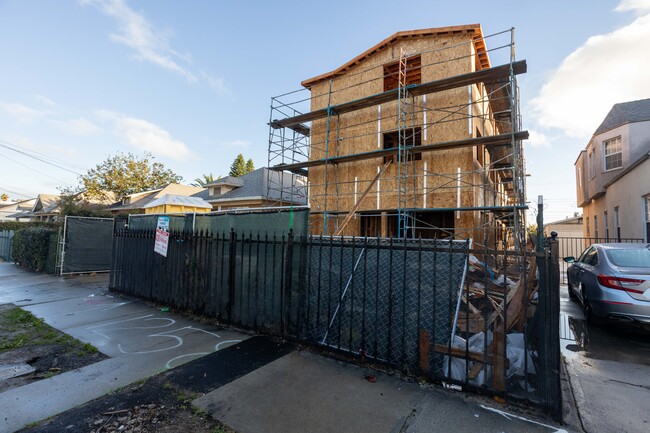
[575,98,650,242]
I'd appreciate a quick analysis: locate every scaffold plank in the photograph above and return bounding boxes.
[270,60,527,131]
[272,131,528,173]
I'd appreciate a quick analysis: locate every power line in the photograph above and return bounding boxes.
[0,152,73,184]
[0,189,33,199]
[0,138,86,171]
[0,140,84,176]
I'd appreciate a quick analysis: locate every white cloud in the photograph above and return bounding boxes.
[615,0,650,13]
[81,1,228,94]
[51,117,100,136]
[529,9,650,139]
[225,140,250,148]
[97,110,193,160]
[526,130,550,148]
[0,101,46,122]
[4,135,80,160]
[201,71,229,95]
[80,0,196,82]
[33,95,58,107]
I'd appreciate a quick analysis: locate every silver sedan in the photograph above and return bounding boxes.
[564,243,650,326]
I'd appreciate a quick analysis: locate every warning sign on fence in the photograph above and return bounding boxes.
[154,216,170,257]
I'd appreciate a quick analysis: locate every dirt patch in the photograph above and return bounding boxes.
[0,304,107,392]
[18,374,235,433]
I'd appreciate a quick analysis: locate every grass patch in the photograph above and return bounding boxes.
[0,306,99,354]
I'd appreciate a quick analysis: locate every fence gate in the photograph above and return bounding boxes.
[60,216,114,275]
[0,230,14,261]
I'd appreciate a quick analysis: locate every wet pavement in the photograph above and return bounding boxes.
[559,284,650,432]
[0,261,568,433]
[0,263,249,433]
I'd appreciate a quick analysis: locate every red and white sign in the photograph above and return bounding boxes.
[154,216,170,257]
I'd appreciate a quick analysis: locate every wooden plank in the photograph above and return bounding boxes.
[492,329,506,392]
[273,60,527,130]
[273,131,529,172]
[434,343,494,365]
[334,161,391,236]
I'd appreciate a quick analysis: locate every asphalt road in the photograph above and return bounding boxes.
[559,283,650,433]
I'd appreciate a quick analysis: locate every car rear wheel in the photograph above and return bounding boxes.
[568,281,578,301]
[582,285,602,326]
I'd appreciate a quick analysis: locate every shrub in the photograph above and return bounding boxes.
[0,221,60,231]
[12,227,57,272]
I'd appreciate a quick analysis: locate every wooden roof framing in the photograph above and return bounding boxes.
[301,24,490,88]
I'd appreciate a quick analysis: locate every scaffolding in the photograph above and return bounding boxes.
[267,26,528,251]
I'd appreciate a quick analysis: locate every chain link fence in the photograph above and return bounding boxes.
[111,228,559,417]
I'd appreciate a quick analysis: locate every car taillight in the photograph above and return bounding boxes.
[597,275,645,294]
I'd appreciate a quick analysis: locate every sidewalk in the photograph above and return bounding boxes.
[0,262,248,433]
[1,262,567,433]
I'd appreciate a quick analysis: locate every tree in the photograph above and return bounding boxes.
[229,154,255,177]
[0,193,8,202]
[229,154,247,177]
[78,152,183,200]
[245,159,255,174]
[191,173,220,187]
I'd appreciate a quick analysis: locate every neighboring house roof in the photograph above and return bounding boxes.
[143,194,212,210]
[204,176,244,188]
[32,194,61,215]
[545,215,583,226]
[193,168,307,205]
[301,24,489,88]
[107,184,205,212]
[594,97,650,135]
[0,198,37,220]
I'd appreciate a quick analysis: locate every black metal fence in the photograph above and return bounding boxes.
[110,228,560,418]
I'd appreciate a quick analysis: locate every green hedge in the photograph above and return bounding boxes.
[0,221,60,231]
[12,227,58,272]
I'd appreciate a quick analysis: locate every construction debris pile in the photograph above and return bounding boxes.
[443,249,539,391]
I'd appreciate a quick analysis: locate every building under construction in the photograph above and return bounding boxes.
[267,24,528,250]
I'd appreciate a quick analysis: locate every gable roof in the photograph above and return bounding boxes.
[32,194,61,214]
[594,98,650,136]
[301,24,488,88]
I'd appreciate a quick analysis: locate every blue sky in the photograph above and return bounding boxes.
[1,0,649,223]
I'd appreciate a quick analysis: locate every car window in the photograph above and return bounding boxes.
[577,247,591,263]
[605,247,650,267]
[584,248,598,266]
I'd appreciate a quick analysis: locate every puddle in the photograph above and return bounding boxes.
[560,313,589,359]
[560,312,650,365]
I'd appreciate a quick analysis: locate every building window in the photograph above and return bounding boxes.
[577,167,582,187]
[594,215,599,241]
[603,136,622,171]
[383,55,421,91]
[604,210,609,241]
[586,216,590,237]
[614,206,621,241]
[383,128,422,163]
[588,150,596,179]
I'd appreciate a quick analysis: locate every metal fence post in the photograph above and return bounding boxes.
[228,228,237,323]
[282,229,294,337]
